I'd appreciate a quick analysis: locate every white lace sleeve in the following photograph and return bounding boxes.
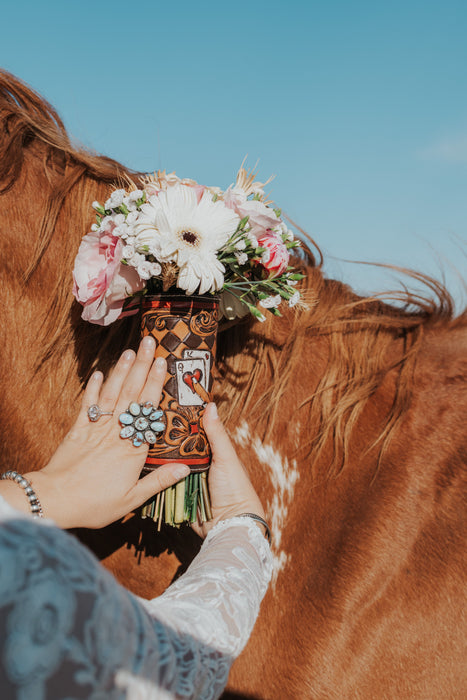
[0,496,272,700]
[118,518,273,699]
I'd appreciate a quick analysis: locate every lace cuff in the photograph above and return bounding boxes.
[142,516,273,656]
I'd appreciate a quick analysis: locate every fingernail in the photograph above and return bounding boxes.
[92,371,102,381]
[123,349,134,360]
[173,465,190,480]
[155,357,165,369]
[142,336,155,349]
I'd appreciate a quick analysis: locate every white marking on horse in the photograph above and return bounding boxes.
[232,421,300,585]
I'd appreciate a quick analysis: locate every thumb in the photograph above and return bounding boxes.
[131,463,190,509]
[202,403,237,464]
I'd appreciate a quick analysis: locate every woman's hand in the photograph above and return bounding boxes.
[1,335,266,537]
[23,337,189,529]
[192,403,266,539]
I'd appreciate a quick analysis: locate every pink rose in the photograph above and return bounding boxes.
[73,228,144,325]
[232,199,280,237]
[257,233,290,276]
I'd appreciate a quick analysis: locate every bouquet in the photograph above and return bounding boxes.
[73,165,304,527]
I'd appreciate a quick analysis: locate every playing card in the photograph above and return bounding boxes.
[175,359,207,406]
[183,349,211,374]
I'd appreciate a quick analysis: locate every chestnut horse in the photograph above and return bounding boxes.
[1,70,466,699]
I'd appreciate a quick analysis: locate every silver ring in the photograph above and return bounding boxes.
[119,401,165,447]
[87,404,114,422]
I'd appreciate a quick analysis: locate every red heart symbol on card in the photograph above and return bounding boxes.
[183,369,203,392]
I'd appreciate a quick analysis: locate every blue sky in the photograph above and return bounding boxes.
[2,0,466,308]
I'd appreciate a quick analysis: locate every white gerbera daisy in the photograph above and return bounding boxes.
[133,184,240,295]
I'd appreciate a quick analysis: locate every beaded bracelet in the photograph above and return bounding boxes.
[0,471,44,518]
[237,513,271,544]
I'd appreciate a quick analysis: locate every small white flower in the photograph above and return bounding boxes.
[123,198,137,212]
[100,216,113,231]
[126,211,140,225]
[235,252,248,265]
[136,261,154,280]
[261,249,271,264]
[114,223,131,239]
[92,201,102,211]
[288,291,300,307]
[91,223,99,232]
[128,189,143,202]
[286,230,294,241]
[235,239,246,250]
[105,189,126,210]
[127,252,146,268]
[112,213,125,226]
[259,294,282,309]
[245,231,258,247]
[149,262,162,276]
[122,244,135,259]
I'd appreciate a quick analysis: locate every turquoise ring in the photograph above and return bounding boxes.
[118,401,165,448]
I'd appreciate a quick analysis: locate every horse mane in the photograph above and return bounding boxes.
[1,68,465,480]
[0,69,141,374]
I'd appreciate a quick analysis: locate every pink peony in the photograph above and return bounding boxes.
[73,228,144,325]
[257,233,290,276]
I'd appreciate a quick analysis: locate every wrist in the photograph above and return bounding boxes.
[0,471,44,518]
[23,471,72,528]
[231,513,271,544]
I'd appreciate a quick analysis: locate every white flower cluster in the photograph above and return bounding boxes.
[92,189,163,281]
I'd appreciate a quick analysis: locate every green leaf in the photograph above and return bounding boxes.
[274,208,282,218]
[288,273,305,281]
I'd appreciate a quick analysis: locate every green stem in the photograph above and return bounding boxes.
[174,479,186,524]
[190,473,199,523]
